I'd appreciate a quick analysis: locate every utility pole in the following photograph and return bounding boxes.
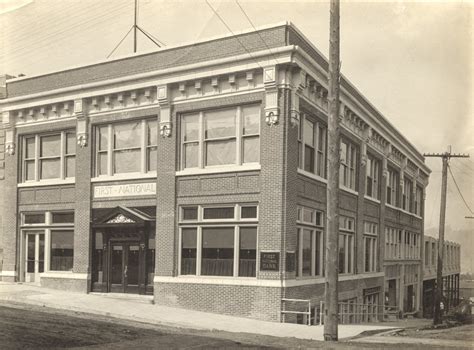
[133,0,138,53]
[424,148,469,325]
[324,0,340,341]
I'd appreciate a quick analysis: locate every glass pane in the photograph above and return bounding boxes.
[304,145,315,173]
[98,152,108,176]
[52,212,74,224]
[66,133,76,155]
[242,105,260,135]
[365,238,371,272]
[39,234,44,273]
[202,227,234,276]
[98,126,109,151]
[241,206,257,219]
[205,139,236,166]
[147,120,158,146]
[147,147,157,172]
[302,229,312,276]
[114,122,141,149]
[40,134,60,157]
[27,235,35,273]
[204,109,235,139]
[24,213,45,224]
[40,158,60,179]
[339,234,346,273]
[127,245,139,285]
[315,231,321,275]
[203,207,234,220]
[50,230,74,271]
[111,245,123,284]
[181,228,197,275]
[183,142,198,169]
[25,160,35,181]
[239,227,257,277]
[243,136,259,163]
[25,137,36,159]
[66,156,75,178]
[113,149,140,173]
[182,114,199,142]
[182,207,198,220]
[304,119,314,146]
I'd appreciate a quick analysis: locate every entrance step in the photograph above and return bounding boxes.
[90,292,154,304]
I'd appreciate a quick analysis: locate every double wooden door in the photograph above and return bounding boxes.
[109,242,140,294]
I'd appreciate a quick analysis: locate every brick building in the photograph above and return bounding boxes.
[0,22,432,323]
[422,236,461,318]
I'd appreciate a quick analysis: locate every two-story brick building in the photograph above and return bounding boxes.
[0,22,431,323]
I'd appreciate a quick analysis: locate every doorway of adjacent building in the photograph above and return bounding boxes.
[24,231,45,283]
[109,242,140,294]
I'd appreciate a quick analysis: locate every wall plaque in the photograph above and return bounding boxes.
[260,251,279,271]
[94,183,156,198]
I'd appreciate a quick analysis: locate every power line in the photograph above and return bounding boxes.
[139,27,166,47]
[448,164,474,215]
[3,3,131,63]
[234,0,280,64]
[137,26,162,48]
[205,0,263,70]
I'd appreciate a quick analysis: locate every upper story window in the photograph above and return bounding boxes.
[94,119,157,177]
[339,139,358,191]
[386,167,399,207]
[180,104,260,170]
[363,222,378,272]
[21,131,75,183]
[297,114,327,178]
[366,154,380,199]
[403,177,413,212]
[415,185,423,216]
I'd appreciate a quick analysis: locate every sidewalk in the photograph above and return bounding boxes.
[0,282,395,341]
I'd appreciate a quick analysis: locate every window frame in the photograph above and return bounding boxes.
[297,113,327,178]
[21,130,76,183]
[363,221,378,272]
[93,118,158,178]
[386,167,399,207]
[178,204,259,278]
[180,104,261,171]
[366,154,380,199]
[296,206,324,278]
[338,216,355,274]
[339,139,358,191]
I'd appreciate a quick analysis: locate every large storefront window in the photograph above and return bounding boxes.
[50,230,74,271]
[21,131,76,182]
[180,104,260,170]
[179,204,258,277]
[297,114,327,178]
[94,119,157,177]
[296,206,324,277]
[338,216,354,274]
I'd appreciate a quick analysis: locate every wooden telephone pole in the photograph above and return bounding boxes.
[324,0,341,341]
[424,148,469,325]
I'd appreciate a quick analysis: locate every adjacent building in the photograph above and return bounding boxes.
[0,22,434,323]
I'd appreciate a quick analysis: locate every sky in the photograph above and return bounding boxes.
[1,0,473,264]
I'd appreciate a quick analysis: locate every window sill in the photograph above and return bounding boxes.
[18,178,75,188]
[340,186,358,196]
[364,195,381,204]
[91,172,157,183]
[41,272,89,280]
[297,169,327,184]
[385,204,423,220]
[176,164,260,177]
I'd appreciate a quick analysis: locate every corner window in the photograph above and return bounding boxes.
[298,114,327,178]
[94,118,157,177]
[180,104,260,170]
[21,131,76,182]
[179,204,258,277]
[339,139,358,190]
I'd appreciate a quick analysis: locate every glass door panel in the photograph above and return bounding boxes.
[110,245,124,292]
[125,244,140,294]
[24,231,45,283]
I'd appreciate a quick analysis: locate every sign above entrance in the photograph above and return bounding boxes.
[94,183,156,198]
